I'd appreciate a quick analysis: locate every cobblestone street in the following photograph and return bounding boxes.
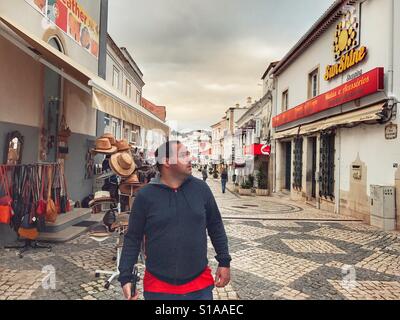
[1,174,400,300]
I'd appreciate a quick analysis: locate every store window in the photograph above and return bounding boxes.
[319,132,335,200]
[111,118,121,140]
[48,36,64,53]
[308,68,319,98]
[130,125,141,145]
[293,137,303,190]
[282,89,289,112]
[112,66,120,90]
[126,80,132,99]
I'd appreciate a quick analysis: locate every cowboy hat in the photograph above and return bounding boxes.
[115,139,131,152]
[119,182,143,195]
[110,152,136,177]
[92,138,117,155]
[121,173,140,184]
[89,191,115,207]
[101,133,117,146]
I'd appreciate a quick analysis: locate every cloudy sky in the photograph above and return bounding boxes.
[108,0,334,130]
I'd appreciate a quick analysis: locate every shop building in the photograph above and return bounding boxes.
[271,0,400,230]
[0,0,169,203]
[103,34,169,160]
[0,0,107,203]
[235,63,278,191]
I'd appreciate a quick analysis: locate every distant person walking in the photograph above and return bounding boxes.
[221,168,228,194]
[202,167,208,182]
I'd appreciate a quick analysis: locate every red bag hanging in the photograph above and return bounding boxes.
[36,166,47,216]
[0,166,14,225]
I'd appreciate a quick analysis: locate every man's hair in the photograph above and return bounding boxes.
[155,140,182,173]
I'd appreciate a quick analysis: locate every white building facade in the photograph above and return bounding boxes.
[272,0,400,230]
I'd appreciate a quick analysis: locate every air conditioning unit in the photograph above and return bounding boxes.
[370,185,396,231]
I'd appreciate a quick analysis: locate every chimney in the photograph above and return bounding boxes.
[235,103,240,108]
[247,97,252,107]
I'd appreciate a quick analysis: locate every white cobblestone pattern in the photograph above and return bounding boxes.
[231,247,321,286]
[327,280,400,300]
[308,227,384,245]
[355,251,400,276]
[282,239,346,254]
[224,223,279,241]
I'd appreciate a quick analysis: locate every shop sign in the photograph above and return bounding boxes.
[260,144,271,156]
[26,0,100,58]
[385,123,398,140]
[324,4,366,81]
[272,67,384,128]
[244,144,271,156]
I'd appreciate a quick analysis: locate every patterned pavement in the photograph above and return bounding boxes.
[0,174,399,300]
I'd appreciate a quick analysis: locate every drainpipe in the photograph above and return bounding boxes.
[335,128,341,215]
[387,0,396,105]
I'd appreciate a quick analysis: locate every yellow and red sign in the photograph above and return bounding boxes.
[27,0,99,58]
[273,68,384,128]
[324,5,366,81]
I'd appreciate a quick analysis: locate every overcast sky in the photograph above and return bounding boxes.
[108,0,334,131]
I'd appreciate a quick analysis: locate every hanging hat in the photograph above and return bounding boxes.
[110,152,136,177]
[89,191,115,207]
[101,133,117,146]
[119,182,144,195]
[119,173,142,194]
[92,138,117,155]
[121,173,140,184]
[115,139,131,152]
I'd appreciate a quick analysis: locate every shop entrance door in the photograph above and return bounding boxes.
[284,142,291,191]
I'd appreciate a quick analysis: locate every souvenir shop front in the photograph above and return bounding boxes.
[0,16,168,247]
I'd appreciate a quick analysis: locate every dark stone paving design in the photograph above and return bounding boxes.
[1,206,400,300]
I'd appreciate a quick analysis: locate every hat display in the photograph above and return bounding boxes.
[92,138,117,155]
[89,191,115,207]
[88,224,111,241]
[110,152,136,177]
[122,173,140,184]
[119,173,143,194]
[101,133,117,146]
[119,182,144,195]
[115,139,131,152]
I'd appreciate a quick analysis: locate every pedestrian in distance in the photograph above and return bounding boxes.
[221,168,228,194]
[202,167,208,182]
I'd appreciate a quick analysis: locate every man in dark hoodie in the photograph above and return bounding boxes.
[118,140,231,300]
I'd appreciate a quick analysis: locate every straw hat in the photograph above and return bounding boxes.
[92,138,117,155]
[119,182,143,195]
[101,133,117,146]
[121,173,140,184]
[119,173,142,194]
[89,191,115,207]
[110,152,136,177]
[115,139,131,152]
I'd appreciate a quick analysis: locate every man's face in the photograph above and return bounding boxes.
[167,143,192,178]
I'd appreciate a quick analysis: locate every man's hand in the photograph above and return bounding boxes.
[215,267,230,288]
[122,283,139,300]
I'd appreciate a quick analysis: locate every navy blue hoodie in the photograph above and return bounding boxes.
[118,175,231,287]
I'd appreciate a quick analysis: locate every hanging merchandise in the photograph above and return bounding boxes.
[45,165,58,223]
[58,115,72,159]
[109,152,136,177]
[0,166,14,224]
[17,166,39,241]
[60,166,71,214]
[92,137,117,155]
